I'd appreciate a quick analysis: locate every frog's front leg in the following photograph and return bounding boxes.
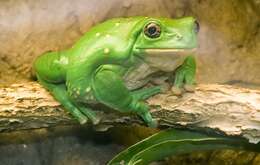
[92,68,157,127]
[172,55,196,95]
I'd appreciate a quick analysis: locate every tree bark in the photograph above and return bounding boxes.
[0,82,259,143]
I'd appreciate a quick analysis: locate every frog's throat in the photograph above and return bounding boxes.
[142,48,196,56]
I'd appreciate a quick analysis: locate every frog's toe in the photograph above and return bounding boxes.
[93,124,113,132]
[171,86,182,96]
[77,106,100,125]
[184,84,195,92]
[78,116,88,125]
[91,115,101,125]
[138,110,157,128]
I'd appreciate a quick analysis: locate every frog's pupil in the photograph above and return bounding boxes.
[144,22,161,38]
[148,27,157,35]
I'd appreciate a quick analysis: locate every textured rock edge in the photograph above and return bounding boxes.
[0,82,259,143]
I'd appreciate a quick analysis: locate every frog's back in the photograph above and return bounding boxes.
[34,17,146,84]
[71,17,146,51]
[33,50,69,83]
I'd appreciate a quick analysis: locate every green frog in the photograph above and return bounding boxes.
[33,16,199,127]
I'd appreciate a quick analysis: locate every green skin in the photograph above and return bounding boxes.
[33,16,197,127]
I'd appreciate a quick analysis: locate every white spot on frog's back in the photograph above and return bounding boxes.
[85,87,91,93]
[54,56,68,65]
[76,89,80,95]
[105,34,110,38]
[115,23,120,26]
[60,56,69,65]
[96,33,101,37]
[104,48,110,54]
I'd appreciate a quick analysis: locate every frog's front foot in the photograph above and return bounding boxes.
[183,84,195,92]
[171,84,195,95]
[171,86,182,96]
[172,55,196,95]
[137,103,158,128]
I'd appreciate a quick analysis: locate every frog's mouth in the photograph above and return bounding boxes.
[142,48,196,56]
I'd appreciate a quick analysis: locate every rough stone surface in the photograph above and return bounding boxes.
[1,82,260,144]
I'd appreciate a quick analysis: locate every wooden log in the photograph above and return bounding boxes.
[0,82,259,143]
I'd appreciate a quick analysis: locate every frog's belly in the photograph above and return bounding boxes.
[123,63,155,90]
[123,55,187,90]
[123,64,169,90]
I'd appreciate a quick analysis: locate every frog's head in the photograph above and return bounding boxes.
[132,17,199,71]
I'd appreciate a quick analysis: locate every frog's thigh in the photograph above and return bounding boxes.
[92,69,133,112]
[36,74,88,124]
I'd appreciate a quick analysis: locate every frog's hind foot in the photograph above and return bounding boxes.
[36,75,89,125]
[76,104,101,125]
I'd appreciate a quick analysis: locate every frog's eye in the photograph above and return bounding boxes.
[144,22,161,38]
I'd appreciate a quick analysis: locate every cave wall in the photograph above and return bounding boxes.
[0,0,259,86]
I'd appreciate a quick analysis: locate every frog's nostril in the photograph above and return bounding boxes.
[194,20,200,33]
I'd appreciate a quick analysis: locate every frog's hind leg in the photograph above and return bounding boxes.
[92,68,157,127]
[36,75,89,124]
[73,102,100,125]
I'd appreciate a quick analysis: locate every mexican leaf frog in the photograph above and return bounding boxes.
[33,16,199,127]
